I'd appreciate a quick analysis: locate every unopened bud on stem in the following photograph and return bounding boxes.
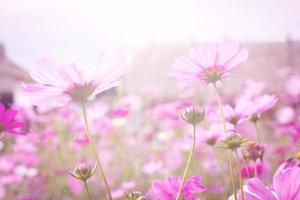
[67,163,96,182]
[181,106,205,126]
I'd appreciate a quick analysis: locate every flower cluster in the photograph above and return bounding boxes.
[0,41,299,200]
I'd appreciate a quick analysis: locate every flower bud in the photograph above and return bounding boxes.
[241,164,262,178]
[181,106,205,126]
[222,132,247,151]
[242,141,265,162]
[67,163,96,182]
[206,135,218,146]
[125,191,148,200]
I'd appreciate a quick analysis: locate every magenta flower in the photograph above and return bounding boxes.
[111,107,129,117]
[171,41,248,85]
[23,55,131,108]
[148,176,206,200]
[229,167,300,200]
[0,102,25,135]
[241,163,263,179]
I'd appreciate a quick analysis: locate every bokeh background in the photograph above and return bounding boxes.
[1,0,300,98]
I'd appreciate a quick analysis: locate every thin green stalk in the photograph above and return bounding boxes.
[175,125,196,200]
[254,122,260,142]
[80,101,113,200]
[84,181,92,200]
[213,84,227,132]
[235,150,245,200]
[227,150,237,200]
[213,84,237,200]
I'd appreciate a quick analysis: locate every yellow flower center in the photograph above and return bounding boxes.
[65,82,96,102]
[203,68,223,84]
[295,151,300,160]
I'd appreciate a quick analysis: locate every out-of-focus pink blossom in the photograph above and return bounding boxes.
[111,189,125,199]
[152,101,192,129]
[112,181,137,199]
[171,41,248,84]
[223,101,249,125]
[68,175,83,195]
[142,161,163,175]
[280,121,300,142]
[111,107,129,117]
[23,55,131,108]
[196,124,225,146]
[74,134,89,146]
[0,102,26,135]
[286,76,300,97]
[245,95,278,121]
[276,106,295,124]
[148,176,206,200]
[281,76,300,105]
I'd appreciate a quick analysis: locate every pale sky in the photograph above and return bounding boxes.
[1,0,300,69]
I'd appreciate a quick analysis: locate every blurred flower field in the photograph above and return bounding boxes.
[1,41,300,200]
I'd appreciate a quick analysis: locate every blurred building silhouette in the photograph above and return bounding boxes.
[0,44,30,107]
[0,41,299,105]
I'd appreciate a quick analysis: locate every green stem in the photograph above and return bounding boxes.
[175,124,196,200]
[254,122,260,142]
[213,84,237,200]
[213,84,227,132]
[84,181,92,200]
[227,150,237,200]
[80,101,113,200]
[235,150,245,200]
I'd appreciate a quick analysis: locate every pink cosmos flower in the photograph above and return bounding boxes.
[23,54,131,108]
[224,101,250,125]
[245,95,278,122]
[196,124,225,146]
[229,166,300,200]
[147,176,206,200]
[0,102,25,135]
[171,41,248,84]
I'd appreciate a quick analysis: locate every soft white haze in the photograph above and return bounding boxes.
[0,0,300,69]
